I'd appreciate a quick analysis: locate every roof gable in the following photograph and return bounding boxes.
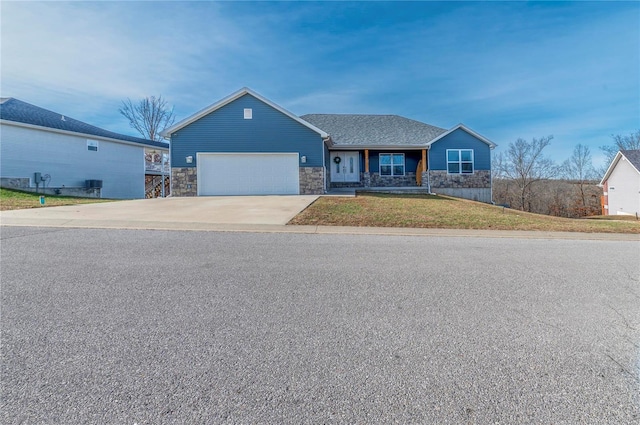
[161,87,328,139]
[0,98,168,149]
[600,149,640,185]
[301,114,447,148]
[426,124,496,149]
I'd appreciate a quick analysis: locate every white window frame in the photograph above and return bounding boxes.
[87,139,99,152]
[447,149,474,174]
[379,153,405,176]
[244,108,253,119]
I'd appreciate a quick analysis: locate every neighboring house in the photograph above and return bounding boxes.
[162,87,496,202]
[0,98,169,199]
[600,149,640,216]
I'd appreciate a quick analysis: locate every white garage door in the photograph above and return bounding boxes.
[197,153,300,196]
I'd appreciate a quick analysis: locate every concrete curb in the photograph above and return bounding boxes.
[1,217,638,241]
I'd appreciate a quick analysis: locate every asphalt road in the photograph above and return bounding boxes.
[1,226,639,424]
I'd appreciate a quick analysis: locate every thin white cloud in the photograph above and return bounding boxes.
[0,1,636,167]
[0,2,242,120]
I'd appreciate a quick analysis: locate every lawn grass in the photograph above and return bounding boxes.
[289,193,640,234]
[0,188,113,211]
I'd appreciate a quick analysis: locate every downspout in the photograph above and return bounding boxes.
[426,147,433,195]
[165,134,172,197]
[490,146,495,204]
[322,137,329,193]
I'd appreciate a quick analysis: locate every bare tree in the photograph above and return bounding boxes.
[498,136,557,211]
[600,130,640,166]
[562,144,597,208]
[119,96,175,141]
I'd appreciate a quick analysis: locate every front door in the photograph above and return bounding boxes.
[331,152,359,182]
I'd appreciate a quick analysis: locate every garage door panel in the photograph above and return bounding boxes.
[197,153,299,196]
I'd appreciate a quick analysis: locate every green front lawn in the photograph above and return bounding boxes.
[0,188,113,211]
[289,193,640,233]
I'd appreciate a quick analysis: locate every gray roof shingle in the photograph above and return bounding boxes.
[301,114,446,147]
[621,149,640,172]
[0,98,168,149]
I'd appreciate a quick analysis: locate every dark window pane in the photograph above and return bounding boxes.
[448,163,460,173]
[393,165,404,175]
[461,150,472,161]
[461,163,473,173]
[380,165,392,175]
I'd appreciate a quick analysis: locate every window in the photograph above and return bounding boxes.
[380,153,405,176]
[447,149,473,174]
[244,108,253,119]
[87,140,98,151]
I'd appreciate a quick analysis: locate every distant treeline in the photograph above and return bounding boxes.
[493,178,601,218]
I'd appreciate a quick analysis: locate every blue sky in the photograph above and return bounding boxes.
[2,1,638,168]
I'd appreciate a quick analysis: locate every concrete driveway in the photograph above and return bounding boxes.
[0,195,319,227]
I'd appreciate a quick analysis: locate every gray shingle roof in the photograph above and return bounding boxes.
[301,114,446,147]
[0,98,168,149]
[621,149,640,172]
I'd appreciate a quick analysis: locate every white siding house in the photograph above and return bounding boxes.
[0,98,169,199]
[600,150,640,216]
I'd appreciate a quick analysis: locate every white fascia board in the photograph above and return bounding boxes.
[599,151,622,185]
[599,151,640,185]
[160,87,329,139]
[330,145,429,150]
[0,119,169,151]
[426,124,497,149]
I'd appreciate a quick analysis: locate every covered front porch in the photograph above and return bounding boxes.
[328,148,429,189]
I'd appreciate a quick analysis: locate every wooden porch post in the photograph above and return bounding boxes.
[364,149,369,173]
[421,149,427,172]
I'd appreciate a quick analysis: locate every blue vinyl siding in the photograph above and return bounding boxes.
[428,128,491,171]
[171,94,324,168]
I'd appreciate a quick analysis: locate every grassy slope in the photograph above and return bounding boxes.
[289,193,640,233]
[0,188,112,211]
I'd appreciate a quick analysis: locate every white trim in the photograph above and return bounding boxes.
[379,153,405,176]
[427,123,496,149]
[0,119,168,151]
[446,148,474,174]
[161,87,329,139]
[600,150,640,185]
[329,145,428,150]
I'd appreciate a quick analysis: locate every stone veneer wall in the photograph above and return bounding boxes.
[172,167,324,196]
[427,170,492,203]
[428,170,491,189]
[329,172,420,188]
[0,177,30,189]
[369,172,418,187]
[172,167,197,196]
[299,167,324,194]
[1,177,101,197]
